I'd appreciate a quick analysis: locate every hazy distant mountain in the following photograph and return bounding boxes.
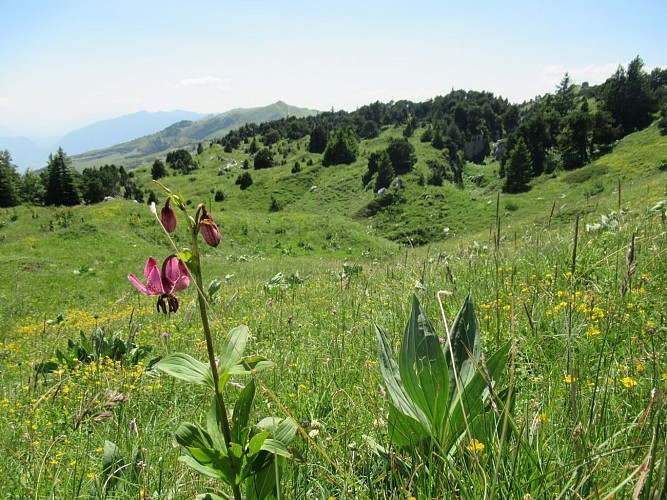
[0,135,46,171]
[72,101,319,170]
[56,110,209,155]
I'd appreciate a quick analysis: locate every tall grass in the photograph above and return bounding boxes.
[1,188,666,498]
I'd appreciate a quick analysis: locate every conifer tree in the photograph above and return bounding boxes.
[503,138,532,193]
[45,148,81,206]
[0,150,21,207]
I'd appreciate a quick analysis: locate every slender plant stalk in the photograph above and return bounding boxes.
[187,216,242,500]
[567,213,579,423]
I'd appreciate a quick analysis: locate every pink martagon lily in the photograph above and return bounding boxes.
[128,255,190,313]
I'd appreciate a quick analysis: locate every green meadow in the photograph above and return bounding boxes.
[1,122,667,498]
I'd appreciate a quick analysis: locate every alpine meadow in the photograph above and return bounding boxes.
[2,56,667,499]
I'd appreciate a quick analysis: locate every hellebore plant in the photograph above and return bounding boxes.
[367,294,511,493]
[129,184,295,500]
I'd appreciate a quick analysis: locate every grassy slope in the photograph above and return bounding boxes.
[3,122,665,331]
[1,122,667,498]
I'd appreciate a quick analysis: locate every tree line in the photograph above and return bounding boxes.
[215,55,667,194]
[2,56,666,208]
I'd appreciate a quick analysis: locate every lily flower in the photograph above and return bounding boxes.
[199,211,221,247]
[128,255,190,313]
[161,200,177,233]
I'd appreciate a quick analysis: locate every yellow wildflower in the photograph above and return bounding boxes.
[563,374,575,384]
[620,376,638,388]
[466,438,485,453]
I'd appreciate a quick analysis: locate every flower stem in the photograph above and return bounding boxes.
[190,222,242,500]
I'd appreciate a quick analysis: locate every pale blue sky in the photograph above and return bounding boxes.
[1,0,666,138]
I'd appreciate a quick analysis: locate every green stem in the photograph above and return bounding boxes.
[190,222,242,500]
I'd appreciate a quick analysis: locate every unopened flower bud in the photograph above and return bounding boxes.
[161,200,177,233]
[200,212,221,247]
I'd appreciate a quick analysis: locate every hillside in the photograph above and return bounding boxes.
[125,121,667,251]
[70,101,319,170]
[57,110,209,155]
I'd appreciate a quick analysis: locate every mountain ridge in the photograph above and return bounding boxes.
[70,101,319,170]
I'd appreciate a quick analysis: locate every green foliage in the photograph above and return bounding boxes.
[322,127,358,166]
[601,56,657,134]
[658,104,667,136]
[308,124,328,153]
[503,137,532,193]
[236,171,253,190]
[0,150,21,207]
[253,148,274,170]
[269,196,281,213]
[374,151,395,192]
[45,148,82,206]
[386,138,417,175]
[370,295,510,491]
[151,159,168,180]
[158,325,293,498]
[36,322,152,375]
[166,149,195,174]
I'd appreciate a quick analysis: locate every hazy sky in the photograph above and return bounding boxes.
[2,0,666,139]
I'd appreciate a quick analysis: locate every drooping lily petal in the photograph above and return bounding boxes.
[128,256,190,314]
[128,257,164,296]
[161,255,190,294]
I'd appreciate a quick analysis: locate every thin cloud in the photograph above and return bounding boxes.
[570,63,619,85]
[175,76,231,92]
[0,97,14,108]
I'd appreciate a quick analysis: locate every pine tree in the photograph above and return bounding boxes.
[45,148,81,206]
[503,138,532,193]
[0,150,21,207]
[374,151,394,192]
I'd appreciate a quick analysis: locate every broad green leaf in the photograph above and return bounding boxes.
[176,249,193,268]
[248,430,270,456]
[246,457,281,500]
[271,417,298,445]
[447,342,510,450]
[174,423,237,483]
[398,295,449,435]
[218,325,248,372]
[157,352,214,388]
[206,396,228,453]
[375,322,428,428]
[228,356,274,376]
[387,403,429,449]
[179,455,222,479]
[260,438,292,458]
[174,422,214,450]
[446,293,481,402]
[232,380,255,444]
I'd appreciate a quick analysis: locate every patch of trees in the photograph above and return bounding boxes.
[0,147,147,207]
[236,171,253,189]
[322,128,358,166]
[363,138,416,190]
[499,56,666,189]
[166,149,195,174]
[253,148,275,169]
